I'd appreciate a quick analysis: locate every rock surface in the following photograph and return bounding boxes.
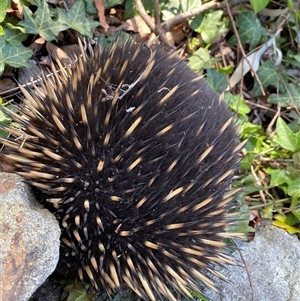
[204,221,300,301]
[0,172,61,301]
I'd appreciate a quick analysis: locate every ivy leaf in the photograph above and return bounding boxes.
[63,283,95,301]
[288,178,300,196]
[192,10,228,45]
[19,1,67,41]
[161,0,199,21]
[56,1,99,38]
[273,117,300,152]
[250,0,270,13]
[0,34,32,75]
[291,190,300,220]
[229,204,255,233]
[0,44,32,75]
[0,0,8,23]
[4,28,28,46]
[4,20,27,34]
[268,83,300,108]
[265,167,294,187]
[188,48,220,72]
[225,93,251,116]
[205,69,227,93]
[252,61,284,96]
[236,11,265,50]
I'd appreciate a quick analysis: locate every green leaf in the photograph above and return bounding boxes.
[0,0,8,23]
[293,151,300,170]
[124,0,137,19]
[250,0,270,13]
[0,35,32,75]
[19,1,67,41]
[291,191,300,220]
[4,21,27,34]
[236,11,265,50]
[104,0,125,8]
[96,32,133,48]
[84,0,122,13]
[287,0,294,9]
[273,117,300,152]
[239,154,254,170]
[285,50,300,68]
[252,61,286,97]
[229,204,255,233]
[0,108,11,125]
[192,10,228,45]
[188,47,220,72]
[29,0,42,5]
[205,69,227,94]
[4,28,28,46]
[56,0,99,38]
[265,167,294,187]
[273,214,300,234]
[225,93,251,116]
[268,83,300,108]
[216,64,233,74]
[84,0,98,14]
[189,14,204,31]
[287,158,300,179]
[287,178,300,196]
[188,37,201,52]
[241,122,265,138]
[161,0,199,21]
[261,205,275,219]
[64,283,96,301]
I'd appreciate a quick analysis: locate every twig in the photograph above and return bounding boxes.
[162,0,249,31]
[232,239,254,301]
[224,0,265,95]
[250,165,266,204]
[134,0,174,49]
[266,104,280,136]
[134,0,155,31]
[271,0,300,34]
[153,0,174,49]
[276,63,300,116]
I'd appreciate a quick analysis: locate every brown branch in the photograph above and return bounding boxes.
[134,0,155,32]
[134,0,174,49]
[162,0,249,31]
[271,0,300,34]
[224,0,265,95]
[153,0,174,49]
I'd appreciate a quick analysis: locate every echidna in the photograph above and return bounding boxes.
[1,40,242,300]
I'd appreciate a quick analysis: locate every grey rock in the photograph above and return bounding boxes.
[0,172,61,301]
[204,221,300,301]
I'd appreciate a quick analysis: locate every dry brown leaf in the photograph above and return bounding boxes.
[249,210,260,222]
[122,15,152,34]
[46,42,73,66]
[95,0,109,32]
[28,37,46,55]
[0,78,17,93]
[166,23,186,45]
[7,0,23,19]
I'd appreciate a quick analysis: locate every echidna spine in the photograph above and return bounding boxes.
[0,40,242,300]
